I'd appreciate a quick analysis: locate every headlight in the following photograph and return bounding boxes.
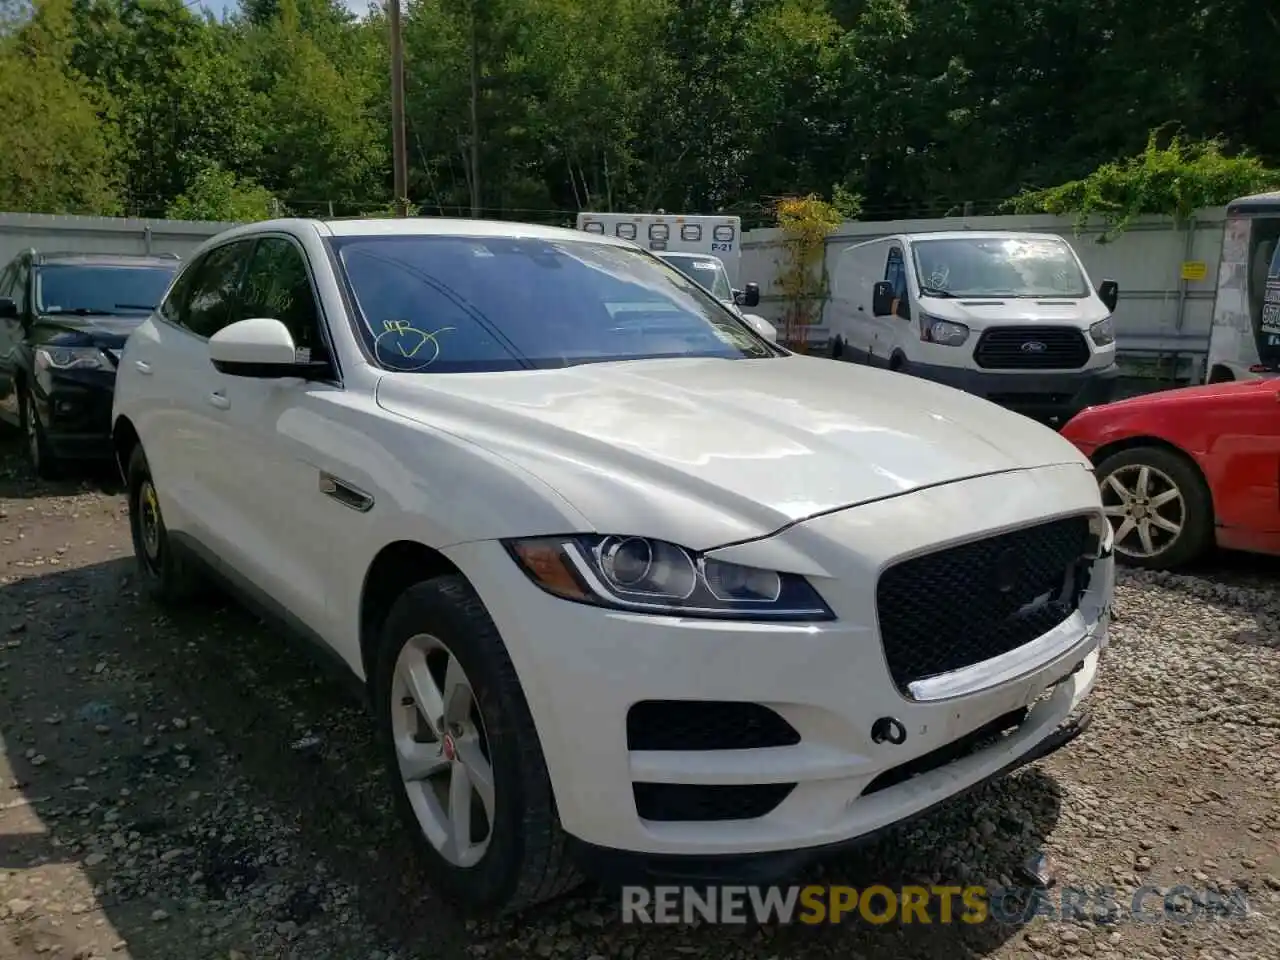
[35,345,108,371]
[505,535,835,621]
[921,317,969,346]
[1087,513,1114,559]
[1088,317,1115,346]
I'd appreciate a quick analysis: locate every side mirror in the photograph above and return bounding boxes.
[1098,279,1119,313]
[0,297,17,320]
[209,317,327,379]
[741,282,760,308]
[741,312,777,343]
[872,281,895,317]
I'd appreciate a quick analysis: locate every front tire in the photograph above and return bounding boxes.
[372,576,580,914]
[20,387,60,480]
[126,445,203,603]
[1095,446,1213,569]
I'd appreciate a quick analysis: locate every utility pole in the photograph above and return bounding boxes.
[467,0,481,218]
[389,0,409,217]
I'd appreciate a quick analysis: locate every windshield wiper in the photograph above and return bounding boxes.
[114,303,157,311]
[919,286,957,298]
[51,307,120,316]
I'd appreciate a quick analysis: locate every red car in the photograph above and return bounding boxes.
[1061,379,1280,569]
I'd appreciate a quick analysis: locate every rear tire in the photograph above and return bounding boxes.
[372,575,581,915]
[126,445,204,603]
[1095,446,1213,569]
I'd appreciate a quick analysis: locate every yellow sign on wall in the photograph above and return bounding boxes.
[1180,260,1208,281]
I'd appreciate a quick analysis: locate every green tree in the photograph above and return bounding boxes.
[0,0,122,214]
[165,160,276,222]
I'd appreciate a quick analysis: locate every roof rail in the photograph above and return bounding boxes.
[35,250,183,262]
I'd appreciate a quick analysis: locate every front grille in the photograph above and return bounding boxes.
[627,701,800,752]
[633,782,795,822]
[875,516,1092,695]
[973,326,1091,369]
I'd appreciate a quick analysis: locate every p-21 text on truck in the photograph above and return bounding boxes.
[576,212,743,288]
[826,231,1123,425]
[1205,191,1280,383]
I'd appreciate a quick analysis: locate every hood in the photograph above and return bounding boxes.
[918,295,1109,331]
[375,355,1090,550]
[1089,377,1278,413]
[33,312,148,347]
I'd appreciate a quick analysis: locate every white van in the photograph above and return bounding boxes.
[827,231,1122,423]
[1204,191,1280,382]
[576,212,743,286]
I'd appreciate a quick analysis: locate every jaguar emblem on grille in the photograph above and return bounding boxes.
[992,547,1020,593]
[1020,341,1047,353]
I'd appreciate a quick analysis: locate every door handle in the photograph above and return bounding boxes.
[135,360,152,375]
[208,392,230,410]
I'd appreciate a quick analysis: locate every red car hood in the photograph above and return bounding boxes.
[1090,379,1278,413]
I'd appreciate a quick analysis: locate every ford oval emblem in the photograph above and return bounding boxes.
[1021,341,1048,353]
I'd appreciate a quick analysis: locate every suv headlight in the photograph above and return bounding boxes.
[35,345,108,371]
[921,317,969,346]
[1088,317,1115,346]
[505,535,834,621]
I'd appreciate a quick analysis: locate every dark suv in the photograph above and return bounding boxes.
[0,250,180,477]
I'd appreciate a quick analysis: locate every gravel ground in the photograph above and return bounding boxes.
[0,435,1277,960]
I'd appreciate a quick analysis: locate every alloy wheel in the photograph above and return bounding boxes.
[390,633,496,868]
[137,478,163,573]
[1100,463,1185,559]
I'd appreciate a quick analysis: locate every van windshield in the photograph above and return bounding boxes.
[656,254,733,301]
[1249,219,1280,352]
[911,237,1089,298]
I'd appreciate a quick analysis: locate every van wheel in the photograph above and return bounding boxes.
[1207,366,1234,384]
[373,576,581,914]
[1095,446,1213,569]
[888,353,906,372]
[830,336,844,361]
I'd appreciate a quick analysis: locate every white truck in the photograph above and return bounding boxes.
[575,212,775,340]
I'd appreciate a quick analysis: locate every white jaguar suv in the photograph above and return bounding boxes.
[110,217,1113,913]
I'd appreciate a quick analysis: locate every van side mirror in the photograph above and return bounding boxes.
[1098,279,1119,313]
[0,297,17,320]
[872,281,895,317]
[741,282,760,308]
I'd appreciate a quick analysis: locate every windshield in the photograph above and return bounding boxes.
[332,235,775,373]
[910,236,1088,298]
[657,254,733,301]
[35,264,177,315]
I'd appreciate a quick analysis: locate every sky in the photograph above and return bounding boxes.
[204,0,373,17]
